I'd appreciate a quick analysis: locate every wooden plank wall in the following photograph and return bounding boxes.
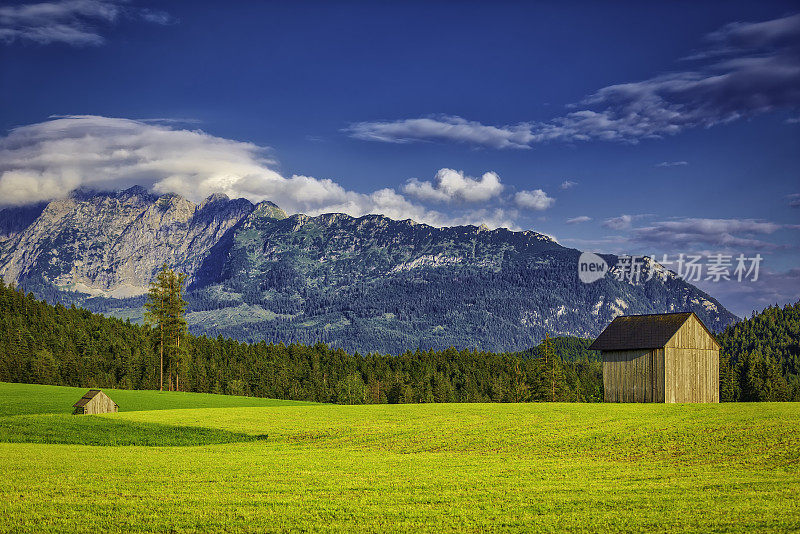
[664,316,719,403]
[603,349,664,402]
[85,392,119,414]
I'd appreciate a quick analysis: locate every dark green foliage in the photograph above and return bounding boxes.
[0,279,602,403]
[335,373,366,405]
[513,336,599,362]
[717,301,800,401]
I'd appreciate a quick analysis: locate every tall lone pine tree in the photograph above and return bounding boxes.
[144,264,188,392]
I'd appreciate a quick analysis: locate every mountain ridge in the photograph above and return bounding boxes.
[0,187,738,354]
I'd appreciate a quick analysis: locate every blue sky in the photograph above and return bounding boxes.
[0,0,798,316]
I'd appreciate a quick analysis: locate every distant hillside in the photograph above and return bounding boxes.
[0,281,602,403]
[717,301,800,401]
[0,187,738,354]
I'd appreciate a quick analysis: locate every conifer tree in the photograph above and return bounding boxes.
[144,264,188,392]
[509,359,529,402]
[144,265,170,391]
[719,353,739,402]
[166,269,187,391]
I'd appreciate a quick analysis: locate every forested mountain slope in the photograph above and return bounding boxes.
[0,187,737,354]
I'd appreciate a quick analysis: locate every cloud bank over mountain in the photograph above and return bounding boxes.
[0,115,551,231]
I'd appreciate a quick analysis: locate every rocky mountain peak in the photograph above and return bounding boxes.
[200,192,231,209]
[0,187,259,296]
[252,200,287,220]
[117,185,154,199]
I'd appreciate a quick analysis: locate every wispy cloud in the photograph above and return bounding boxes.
[631,218,797,251]
[656,161,689,168]
[345,116,535,149]
[788,193,800,207]
[136,117,200,125]
[566,216,592,224]
[139,8,173,26]
[603,214,634,230]
[560,180,578,189]
[403,168,504,203]
[0,0,173,46]
[0,115,522,230]
[346,13,800,148]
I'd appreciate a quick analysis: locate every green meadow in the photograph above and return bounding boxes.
[0,382,798,533]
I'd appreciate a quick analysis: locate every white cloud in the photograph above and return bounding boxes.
[603,214,633,230]
[560,180,578,189]
[345,116,535,149]
[346,14,800,148]
[0,115,520,230]
[514,189,555,211]
[566,216,592,224]
[656,161,689,167]
[787,193,800,207]
[0,0,172,46]
[632,218,795,251]
[403,168,504,203]
[591,216,796,255]
[139,8,173,25]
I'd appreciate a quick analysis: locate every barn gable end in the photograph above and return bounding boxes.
[73,390,119,415]
[663,314,720,403]
[591,313,719,403]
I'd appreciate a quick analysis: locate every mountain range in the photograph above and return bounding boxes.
[0,186,738,354]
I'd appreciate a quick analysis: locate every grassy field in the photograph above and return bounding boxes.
[0,382,314,415]
[0,382,798,532]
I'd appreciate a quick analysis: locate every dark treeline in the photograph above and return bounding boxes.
[717,301,800,402]
[0,280,603,403]
[4,278,797,403]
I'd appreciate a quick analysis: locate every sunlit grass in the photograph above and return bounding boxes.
[0,381,314,416]
[0,382,798,533]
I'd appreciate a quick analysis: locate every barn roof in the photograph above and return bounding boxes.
[73,389,115,408]
[587,312,709,351]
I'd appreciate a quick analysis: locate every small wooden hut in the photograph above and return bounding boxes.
[73,389,118,414]
[589,312,720,403]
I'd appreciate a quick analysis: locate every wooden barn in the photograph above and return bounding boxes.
[73,389,118,414]
[588,312,720,403]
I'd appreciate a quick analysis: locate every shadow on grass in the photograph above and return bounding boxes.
[0,414,267,446]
